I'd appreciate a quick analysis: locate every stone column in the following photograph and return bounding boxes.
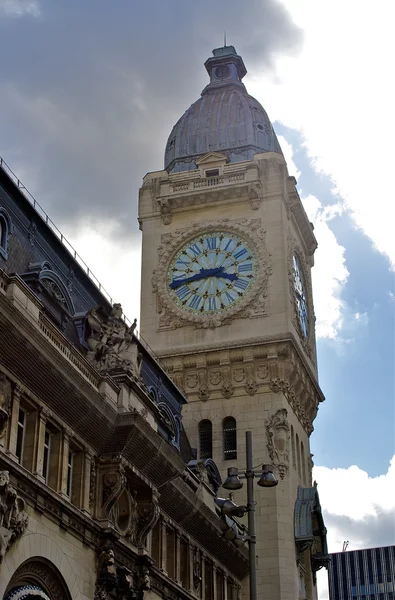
[223,575,228,600]
[6,385,21,461]
[201,552,206,600]
[212,565,217,600]
[188,544,195,595]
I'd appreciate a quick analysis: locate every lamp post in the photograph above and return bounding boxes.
[222,430,278,600]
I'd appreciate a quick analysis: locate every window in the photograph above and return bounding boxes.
[205,169,219,178]
[223,417,237,460]
[0,209,11,259]
[16,408,26,463]
[199,420,212,460]
[291,425,296,469]
[296,432,301,477]
[301,441,306,483]
[43,429,51,483]
[66,450,73,497]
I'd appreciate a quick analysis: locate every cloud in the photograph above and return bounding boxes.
[300,193,349,339]
[0,0,302,237]
[0,0,39,16]
[249,0,395,269]
[314,457,395,600]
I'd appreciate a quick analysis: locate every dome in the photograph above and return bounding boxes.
[165,46,282,173]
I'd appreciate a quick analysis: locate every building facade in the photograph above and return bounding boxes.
[329,546,395,600]
[138,45,329,599]
[0,157,249,599]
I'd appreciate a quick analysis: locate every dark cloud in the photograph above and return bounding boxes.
[0,0,303,238]
[324,509,395,550]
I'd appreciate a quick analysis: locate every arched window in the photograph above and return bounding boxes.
[199,420,212,460]
[0,208,12,259]
[301,441,306,484]
[223,416,237,460]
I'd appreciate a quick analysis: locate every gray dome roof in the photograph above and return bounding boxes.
[165,46,282,173]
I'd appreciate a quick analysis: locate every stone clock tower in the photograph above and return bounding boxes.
[139,46,327,599]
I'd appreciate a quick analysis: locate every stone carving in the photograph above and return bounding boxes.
[101,463,159,548]
[41,278,67,305]
[89,457,97,511]
[245,378,257,396]
[257,363,268,379]
[0,373,11,439]
[95,545,150,600]
[10,559,67,599]
[221,379,234,399]
[153,217,272,329]
[208,370,221,386]
[0,470,29,563]
[197,383,211,402]
[265,409,290,479]
[233,367,245,383]
[86,304,141,377]
[158,198,172,225]
[269,377,317,436]
[186,373,198,389]
[248,182,263,210]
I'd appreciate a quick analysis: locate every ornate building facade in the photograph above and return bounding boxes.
[138,46,329,599]
[0,157,249,599]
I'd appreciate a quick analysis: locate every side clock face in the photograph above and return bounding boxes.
[292,255,309,337]
[168,231,257,315]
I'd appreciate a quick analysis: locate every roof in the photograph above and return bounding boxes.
[164,46,282,173]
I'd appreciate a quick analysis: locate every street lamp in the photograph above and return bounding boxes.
[222,431,278,600]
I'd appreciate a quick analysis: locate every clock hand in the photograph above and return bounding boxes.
[215,272,237,282]
[170,267,228,289]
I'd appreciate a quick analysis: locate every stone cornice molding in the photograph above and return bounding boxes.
[152,217,271,329]
[161,339,323,435]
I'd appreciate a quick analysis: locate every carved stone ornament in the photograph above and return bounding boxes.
[86,304,142,378]
[101,462,159,548]
[193,549,202,589]
[0,470,29,563]
[287,235,316,362]
[152,218,272,329]
[245,378,257,396]
[95,544,149,600]
[221,379,234,399]
[197,383,211,402]
[265,409,290,479]
[0,373,11,439]
[248,182,263,210]
[269,377,317,436]
[157,197,172,225]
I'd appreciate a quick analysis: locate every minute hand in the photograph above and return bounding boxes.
[170,267,228,289]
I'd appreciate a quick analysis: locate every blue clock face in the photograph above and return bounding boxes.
[168,231,257,314]
[292,255,308,337]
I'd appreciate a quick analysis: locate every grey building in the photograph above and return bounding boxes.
[329,546,395,600]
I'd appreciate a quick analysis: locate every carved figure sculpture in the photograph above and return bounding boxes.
[0,374,11,439]
[95,544,149,600]
[0,470,28,563]
[265,409,290,479]
[86,305,141,378]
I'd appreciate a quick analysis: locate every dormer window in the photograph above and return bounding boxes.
[0,208,12,260]
[205,169,219,178]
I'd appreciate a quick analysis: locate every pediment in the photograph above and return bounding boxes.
[195,152,228,165]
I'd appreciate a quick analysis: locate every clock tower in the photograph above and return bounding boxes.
[139,46,326,599]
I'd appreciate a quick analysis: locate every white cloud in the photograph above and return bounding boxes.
[63,221,142,324]
[314,457,395,599]
[277,135,301,181]
[0,0,40,16]
[249,0,395,269]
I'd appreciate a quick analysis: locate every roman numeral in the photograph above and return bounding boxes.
[224,238,233,251]
[234,247,248,260]
[223,291,235,304]
[189,244,201,257]
[234,278,249,291]
[208,297,217,311]
[238,262,252,272]
[206,237,217,250]
[189,295,202,309]
[176,286,191,300]
[176,259,190,266]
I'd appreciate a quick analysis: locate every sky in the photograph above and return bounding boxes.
[0,1,394,598]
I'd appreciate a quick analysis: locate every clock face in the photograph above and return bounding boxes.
[168,231,257,315]
[292,255,308,337]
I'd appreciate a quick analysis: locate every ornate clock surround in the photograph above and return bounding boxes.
[152,217,272,329]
